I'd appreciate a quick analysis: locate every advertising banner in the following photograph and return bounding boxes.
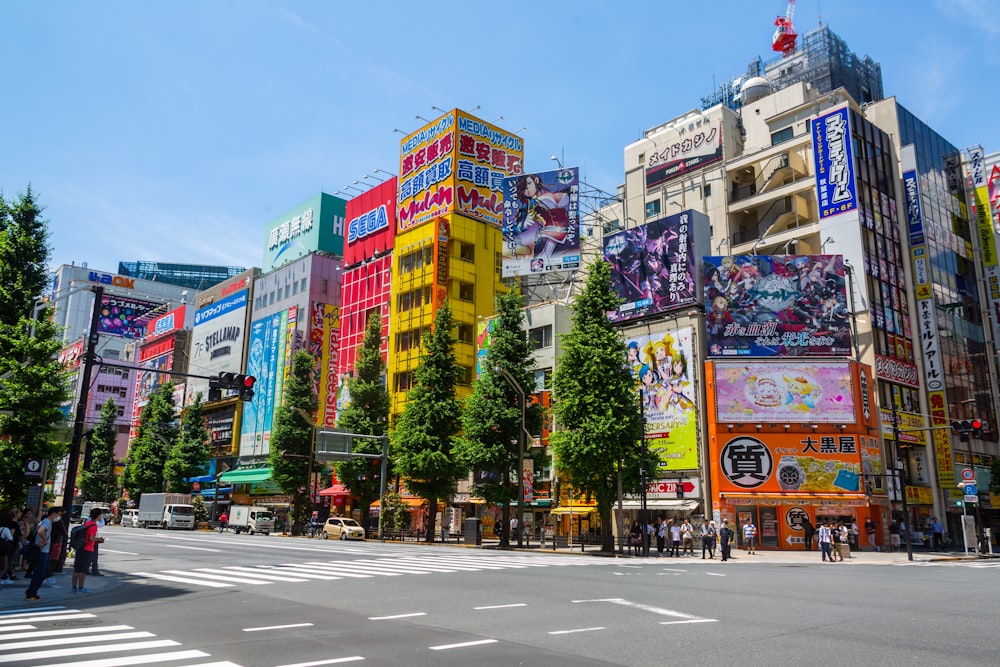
[454,110,524,225]
[501,167,581,277]
[703,254,849,357]
[813,106,858,219]
[712,361,856,424]
[969,149,1000,361]
[874,354,920,389]
[146,305,185,339]
[311,302,340,428]
[714,432,870,494]
[99,294,160,338]
[344,178,397,267]
[240,312,284,458]
[59,339,85,370]
[188,290,249,403]
[645,119,722,189]
[625,327,698,470]
[398,113,455,232]
[475,318,495,377]
[263,194,346,272]
[606,210,706,323]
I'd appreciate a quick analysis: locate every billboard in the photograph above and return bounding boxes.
[703,254,850,357]
[310,302,340,428]
[59,339,85,370]
[625,327,698,470]
[146,305,186,339]
[605,209,707,323]
[501,167,581,277]
[712,361,856,424]
[263,193,346,272]
[344,178,397,267]
[188,289,249,403]
[813,106,858,219]
[398,109,524,232]
[99,294,160,338]
[240,311,285,458]
[645,119,722,189]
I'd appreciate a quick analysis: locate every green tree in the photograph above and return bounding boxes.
[122,382,178,498]
[549,259,645,553]
[78,397,120,503]
[456,287,541,548]
[0,186,51,327]
[336,311,391,522]
[164,396,209,493]
[393,302,465,542]
[268,351,318,530]
[191,495,209,523]
[990,459,1000,496]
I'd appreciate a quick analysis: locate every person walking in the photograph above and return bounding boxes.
[836,523,849,561]
[25,507,62,601]
[742,518,757,555]
[719,520,734,561]
[655,517,666,558]
[865,517,877,552]
[889,518,901,552]
[44,516,66,587]
[930,517,944,551]
[817,521,834,562]
[803,517,815,552]
[218,511,229,533]
[702,519,717,559]
[850,520,860,550]
[72,508,105,594]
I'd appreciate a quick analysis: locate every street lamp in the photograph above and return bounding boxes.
[495,366,530,548]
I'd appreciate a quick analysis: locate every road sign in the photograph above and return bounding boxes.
[964,494,979,503]
[964,484,978,496]
[24,458,44,478]
[961,468,976,481]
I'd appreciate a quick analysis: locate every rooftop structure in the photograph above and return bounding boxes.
[118,260,246,290]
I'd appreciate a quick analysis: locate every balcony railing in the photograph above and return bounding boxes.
[731,153,791,203]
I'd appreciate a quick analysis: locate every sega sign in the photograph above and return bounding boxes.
[348,204,390,243]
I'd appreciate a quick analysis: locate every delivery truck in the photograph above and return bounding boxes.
[228,505,274,535]
[137,492,195,529]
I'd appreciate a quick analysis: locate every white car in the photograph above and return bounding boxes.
[323,517,365,540]
[121,509,141,528]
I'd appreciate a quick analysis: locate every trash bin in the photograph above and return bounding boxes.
[463,517,482,546]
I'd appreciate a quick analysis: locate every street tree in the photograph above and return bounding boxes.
[268,351,318,530]
[0,186,51,327]
[122,382,178,498]
[336,311,390,522]
[78,397,120,503]
[164,396,210,493]
[392,302,465,542]
[549,259,645,553]
[456,287,541,548]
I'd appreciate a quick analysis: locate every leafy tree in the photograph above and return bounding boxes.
[122,382,178,498]
[990,459,1000,496]
[336,311,391,522]
[79,397,120,502]
[380,491,411,533]
[191,494,209,523]
[456,287,541,548]
[268,351,318,530]
[0,186,51,327]
[164,396,210,492]
[549,259,645,553]
[392,302,465,542]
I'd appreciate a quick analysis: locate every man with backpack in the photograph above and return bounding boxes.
[71,508,105,594]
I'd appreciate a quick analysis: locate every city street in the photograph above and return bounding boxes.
[0,526,997,666]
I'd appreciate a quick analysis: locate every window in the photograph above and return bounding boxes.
[394,371,414,392]
[458,324,474,344]
[528,325,552,350]
[269,292,275,305]
[533,368,553,392]
[458,366,473,386]
[284,285,290,299]
[703,184,711,198]
[292,281,299,295]
[771,126,794,146]
[645,199,661,218]
[638,152,645,166]
[301,278,307,293]
[458,282,474,302]
[459,242,475,262]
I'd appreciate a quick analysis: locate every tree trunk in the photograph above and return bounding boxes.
[425,497,437,542]
[601,506,615,553]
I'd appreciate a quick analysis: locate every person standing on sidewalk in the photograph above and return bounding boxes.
[89,512,105,576]
[865,517,877,552]
[669,519,682,557]
[803,517,815,552]
[25,507,62,601]
[72,508,105,594]
[817,521,834,562]
[742,518,757,555]
[889,518,901,552]
[719,520,734,561]
[930,517,944,551]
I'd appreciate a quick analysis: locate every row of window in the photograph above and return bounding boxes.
[397,241,478,276]
[254,278,310,310]
[96,384,128,398]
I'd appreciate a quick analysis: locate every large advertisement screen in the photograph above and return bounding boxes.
[712,361,856,424]
[625,327,698,470]
[813,106,857,219]
[501,167,581,277]
[99,294,160,338]
[605,210,704,323]
[188,290,249,403]
[703,254,850,357]
[645,119,722,189]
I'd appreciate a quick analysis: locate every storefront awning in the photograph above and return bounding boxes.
[549,506,598,515]
[721,493,869,507]
[318,484,351,497]
[370,498,424,508]
[218,468,273,483]
[186,474,217,484]
[197,487,233,499]
[614,500,700,512]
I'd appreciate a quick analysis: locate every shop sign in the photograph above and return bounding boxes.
[267,208,314,251]
[905,485,934,505]
[88,271,134,289]
[874,354,920,388]
[646,478,701,498]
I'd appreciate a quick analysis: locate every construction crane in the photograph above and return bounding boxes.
[772,0,798,56]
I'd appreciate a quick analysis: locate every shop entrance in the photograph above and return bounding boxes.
[735,506,779,549]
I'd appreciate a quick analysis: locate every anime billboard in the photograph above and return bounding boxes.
[712,361,856,424]
[501,167,581,277]
[99,294,160,338]
[625,326,698,470]
[703,255,850,357]
[605,210,707,323]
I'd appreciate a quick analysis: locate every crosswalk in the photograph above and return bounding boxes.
[0,606,243,667]
[129,551,609,590]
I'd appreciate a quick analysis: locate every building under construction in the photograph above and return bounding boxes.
[702,25,883,110]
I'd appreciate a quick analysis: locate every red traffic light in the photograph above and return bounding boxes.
[243,375,256,388]
[971,418,983,430]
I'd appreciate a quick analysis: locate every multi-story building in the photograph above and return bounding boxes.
[117,261,246,291]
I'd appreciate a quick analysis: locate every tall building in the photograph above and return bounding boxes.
[117,261,246,291]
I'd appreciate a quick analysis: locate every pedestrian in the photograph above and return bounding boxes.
[89,512,105,576]
[803,517,815,552]
[510,516,519,543]
[45,516,66,586]
[681,518,695,556]
[930,517,944,551]
[850,520,860,550]
[72,508,105,594]
[494,517,503,541]
[702,519,717,559]
[865,517,877,552]
[837,523,849,561]
[742,518,757,555]
[18,508,35,574]
[3,508,22,581]
[889,518,901,552]
[669,519,682,557]
[218,511,229,533]
[719,520,734,561]
[817,521,834,562]
[0,509,15,585]
[25,506,62,601]
[656,517,666,557]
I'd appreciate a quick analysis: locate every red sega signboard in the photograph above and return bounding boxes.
[343,177,397,267]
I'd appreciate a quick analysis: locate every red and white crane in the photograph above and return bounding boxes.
[772,0,798,56]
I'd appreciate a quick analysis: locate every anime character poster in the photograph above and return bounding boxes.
[99,295,160,338]
[703,254,850,357]
[605,211,702,323]
[625,326,698,470]
[712,361,857,423]
[501,167,581,277]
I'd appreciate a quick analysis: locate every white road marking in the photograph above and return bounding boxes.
[242,623,314,632]
[548,627,606,635]
[0,606,66,615]
[705,572,726,576]
[170,569,273,585]
[256,565,342,580]
[0,612,95,625]
[660,619,719,625]
[183,663,246,667]
[574,598,716,623]
[1,630,154,650]
[660,568,687,572]
[368,612,427,620]
[572,598,625,603]
[0,625,34,632]
[100,549,140,555]
[474,603,527,610]
[219,566,310,582]
[275,657,365,666]
[131,572,233,587]
[0,638,180,663]
[0,624,135,641]
[165,545,222,552]
[51,649,211,667]
[619,565,642,568]
[429,639,498,650]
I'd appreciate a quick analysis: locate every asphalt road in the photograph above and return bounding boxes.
[0,526,997,666]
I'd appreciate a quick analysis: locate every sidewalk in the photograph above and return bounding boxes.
[0,570,119,610]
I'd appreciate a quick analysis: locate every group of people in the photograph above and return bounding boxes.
[0,506,105,601]
[628,517,735,561]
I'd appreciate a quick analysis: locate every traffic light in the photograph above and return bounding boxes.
[952,420,972,442]
[238,375,256,402]
[211,372,256,401]
[971,418,984,439]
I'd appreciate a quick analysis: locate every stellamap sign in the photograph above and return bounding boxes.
[348,204,390,243]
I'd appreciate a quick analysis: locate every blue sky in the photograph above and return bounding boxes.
[4,1,999,274]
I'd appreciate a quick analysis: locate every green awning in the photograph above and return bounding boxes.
[217,468,273,483]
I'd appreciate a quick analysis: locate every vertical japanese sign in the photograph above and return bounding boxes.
[311,302,340,428]
[501,167,581,277]
[813,106,857,219]
[240,312,283,458]
[968,148,1000,361]
[434,218,450,308]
